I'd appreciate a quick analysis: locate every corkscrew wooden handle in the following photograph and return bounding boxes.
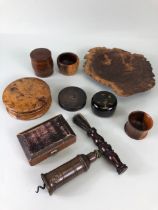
[73,114,128,174]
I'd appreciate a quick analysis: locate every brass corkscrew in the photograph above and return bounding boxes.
[36,150,101,195]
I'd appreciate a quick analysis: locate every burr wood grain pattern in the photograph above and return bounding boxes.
[84,47,155,96]
[2,77,52,120]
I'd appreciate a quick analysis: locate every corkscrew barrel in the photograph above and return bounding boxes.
[36,150,100,195]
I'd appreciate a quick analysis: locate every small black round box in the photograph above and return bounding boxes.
[91,91,117,117]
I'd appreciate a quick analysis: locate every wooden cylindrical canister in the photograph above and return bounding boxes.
[30,48,54,77]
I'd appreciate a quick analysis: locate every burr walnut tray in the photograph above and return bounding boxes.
[84,47,155,96]
[2,77,52,120]
[17,114,76,165]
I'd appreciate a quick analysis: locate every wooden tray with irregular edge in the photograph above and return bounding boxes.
[84,47,155,96]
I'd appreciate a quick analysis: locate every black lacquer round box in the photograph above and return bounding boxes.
[91,91,117,117]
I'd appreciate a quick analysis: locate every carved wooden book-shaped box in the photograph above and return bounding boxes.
[17,114,76,165]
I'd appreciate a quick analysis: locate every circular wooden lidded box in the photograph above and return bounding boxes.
[91,91,117,117]
[30,48,54,77]
[58,86,87,111]
[2,77,52,120]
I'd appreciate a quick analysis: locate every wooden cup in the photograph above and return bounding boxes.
[57,52,79,75]
[124,111,153,140]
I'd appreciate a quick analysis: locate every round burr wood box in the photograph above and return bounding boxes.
[2,77,52,120]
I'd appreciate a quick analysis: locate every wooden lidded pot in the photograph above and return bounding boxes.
[30,48,54,77]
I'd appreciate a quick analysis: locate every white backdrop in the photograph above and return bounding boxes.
[0,0,158,37]
[0,1,158,210]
